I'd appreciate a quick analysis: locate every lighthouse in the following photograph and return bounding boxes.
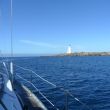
[67,45,72,54]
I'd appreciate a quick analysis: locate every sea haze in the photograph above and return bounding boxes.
[2,56,110,110]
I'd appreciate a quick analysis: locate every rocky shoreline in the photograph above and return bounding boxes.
[56,52,110,56]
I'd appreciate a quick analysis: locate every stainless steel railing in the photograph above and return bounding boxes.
[14,64,92,110]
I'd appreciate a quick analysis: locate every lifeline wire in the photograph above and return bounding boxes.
[14,64,92,110]
[17,74,59,110]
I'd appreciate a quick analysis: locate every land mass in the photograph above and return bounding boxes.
[56,52,110,56]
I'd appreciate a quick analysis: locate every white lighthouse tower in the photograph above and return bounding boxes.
[67,45,72,54]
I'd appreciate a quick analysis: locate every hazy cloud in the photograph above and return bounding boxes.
[20,40,64,48]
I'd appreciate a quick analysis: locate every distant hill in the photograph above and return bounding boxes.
[55,52,110,56]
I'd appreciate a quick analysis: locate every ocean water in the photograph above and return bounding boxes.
[1,56,110,110]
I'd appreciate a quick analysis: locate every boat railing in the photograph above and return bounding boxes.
[0,72,4,92]
[16,74,59,110]
[0,61,11,87]
[0,62,9,93]
[0,72,8,78]
[14,63,92,110]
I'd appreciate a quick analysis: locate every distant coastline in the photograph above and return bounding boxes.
[56,52,110,56]
[1,52,110,57]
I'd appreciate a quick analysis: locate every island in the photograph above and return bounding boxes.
[56,52,110,56]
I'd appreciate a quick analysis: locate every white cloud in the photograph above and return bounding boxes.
[20,40,64,48]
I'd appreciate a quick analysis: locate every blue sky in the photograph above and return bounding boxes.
[0,0,110,54]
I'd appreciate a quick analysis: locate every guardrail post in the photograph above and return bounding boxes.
[65,91,68,110]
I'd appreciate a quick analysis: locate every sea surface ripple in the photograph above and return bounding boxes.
[2,56,110,110]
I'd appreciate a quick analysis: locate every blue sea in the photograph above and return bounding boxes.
[1,56,110,110]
